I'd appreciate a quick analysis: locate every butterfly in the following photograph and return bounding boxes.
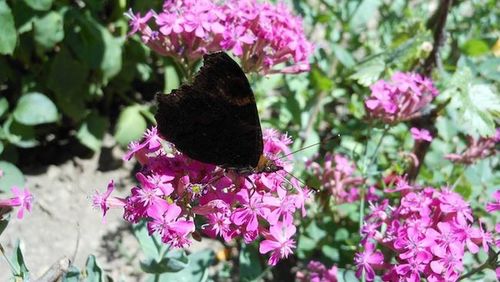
[155,52,282,175]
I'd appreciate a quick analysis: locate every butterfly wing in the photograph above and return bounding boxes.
[155,52,263,168]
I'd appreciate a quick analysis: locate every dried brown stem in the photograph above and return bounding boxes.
[406,0,454,182]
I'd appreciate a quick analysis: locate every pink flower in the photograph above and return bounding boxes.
[445,128,499,165]
[354,242,384,281]
[411,127,433,142]
[0,187,34,219]
[365,72,439,124]
[147,201,195,248]
[126,0,313,74]
[296,261,338,282]
[259,222,296,266]
[123,127,163,163]
[307,153,365,204]
[486,190,500,212]
[92,180,126,219]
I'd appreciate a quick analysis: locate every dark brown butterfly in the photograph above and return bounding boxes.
[155,52,281,174]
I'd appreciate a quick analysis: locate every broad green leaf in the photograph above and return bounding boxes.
[350,58,385,86]
[76,112,108,152]
[13,92,58,125]
[62,266,81,282]
[23,0,52,11]
[100,29,124,81]
[239,243,263,282]
[11,240,30,280]
[310,67,332,92]
[461,39,490,57]
[321,245,339,262]
[164,64,180,93]
[156,250,215,282]
[47,48,89,121]
[305,220,327,242]
[0,97,8,118]
[0,161,25,192]
[478,57,500,82]
[133,221,162,259]
[332,44,355,68]
[0,141,3,155]
[140,252,189,274]
[114,105,147,147]
[349,0,381,30]
[3,117,39,148]
[34,11,64,49]
[446,68,500,137]
[0,0,17,55]
[85,255,104,282]
[297,235,316,258]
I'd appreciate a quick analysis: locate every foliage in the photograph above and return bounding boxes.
[0,0,499,281]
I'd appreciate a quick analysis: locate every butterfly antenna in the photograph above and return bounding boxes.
[276,134,340,160]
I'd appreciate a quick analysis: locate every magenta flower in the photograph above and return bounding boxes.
[486,190,500,212]
[0,187,34,219]
[259,222,296,266]
[356,183,494,281]
[354,242,384,281]
[365,72,439,124]
[96,126,307,266]
[411,127,433,142]
[126,0,313,75]
[307,153,366,204]
[445,128,499,165]
[296,261,338,282]
[92,180,126,219]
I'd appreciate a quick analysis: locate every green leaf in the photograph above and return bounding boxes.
[23,0,52,11]
[305,220,327,242]
[114,105,147,147]
[446,69,500,137]
[62,266,81,282]
[13,93,58,125]
[332,44,355,68]
[164,64,180,93]
[65,11,123,81]
[133,221,162,259]
[34,11,64,49]
[321,245,339,262]
[0,161,25,192]
[310,67,332,92]
[3,117,39,148]
[462,39,490,57]
[140,251,189,274]
[350,58,385,86]
[0,141,3,155]
[239,243,263,282]
[47,48,89,121]
[0,97,8,118]
[11,240,30,280]
[85,255,104,282]
[76,112,108,152]
[156,250,215,282]
[0,0,17,55]
[349,0,382,30]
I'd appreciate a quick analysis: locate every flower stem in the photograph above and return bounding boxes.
[0,243,19,276]
[458,250,499,281]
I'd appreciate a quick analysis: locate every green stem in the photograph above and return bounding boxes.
[0,243,19,276]
[458,250,499,281]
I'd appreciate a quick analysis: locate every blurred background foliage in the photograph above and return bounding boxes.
[0,0,498,280]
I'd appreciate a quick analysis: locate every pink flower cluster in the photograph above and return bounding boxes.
[0,187,33,219]
[365,72,439,124]
[126,0,313,74]
[93,127,309,266]
[356,181,495,282]
[306,153,376,203]
[296,261,338,282]
[445,128,499,165]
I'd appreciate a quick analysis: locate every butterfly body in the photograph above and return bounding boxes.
[155,52,282,174]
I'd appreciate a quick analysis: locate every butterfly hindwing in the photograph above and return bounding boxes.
[155,52,263,168]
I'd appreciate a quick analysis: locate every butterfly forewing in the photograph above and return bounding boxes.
[155,52,263,168]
